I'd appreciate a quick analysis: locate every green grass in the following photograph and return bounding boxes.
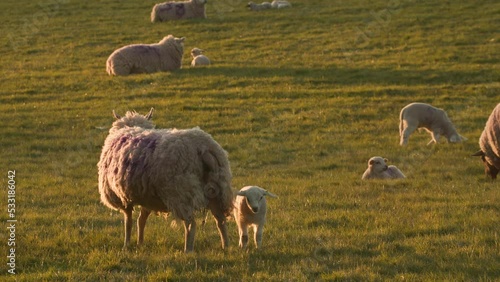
[1,0,499,280]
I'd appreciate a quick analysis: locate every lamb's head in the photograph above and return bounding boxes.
[472,150,499,179]
[237,186,277,213]
[368,156,389,174]
[191,48,204,57]
[111,108,155,131]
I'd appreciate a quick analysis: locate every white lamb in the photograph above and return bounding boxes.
[151,0,207,22]
[271,0,291,9]
[190,48,211,67]
[472,103,500,179]
[247,2,272,11]
[399,102,467,146]
[97,108,234,253]
[106,35,184,76]
[362,156,406,180]
[234,186,277,249]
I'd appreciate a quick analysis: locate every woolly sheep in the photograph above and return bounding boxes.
[271,0,291,9]
[151,0,207,22]
[234,186,277,249]
[399,102,467,146]
[472,103,500,179]
[190,48,211,67]
[106,35,185,76]
[362,156,406,180]
[97,108,233,253]
[247,2,272,11]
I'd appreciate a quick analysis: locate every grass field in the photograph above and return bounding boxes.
[1,0,499,280]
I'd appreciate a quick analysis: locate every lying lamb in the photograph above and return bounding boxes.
[473,103,500,179]
[234,186,277,249]
[271,0,292,9]
[362,156,406,180]
[399,102,467,145]
[98,108,234,253]
[190,48,211,67]
[106,35,184,76]
[151,0,207,22]
[247,2,272,11]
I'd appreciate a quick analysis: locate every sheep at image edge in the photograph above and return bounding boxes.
[97,108,233,253]
[106,35,185,76]
[473,103,500,179]
[151,0,207,22]
[234,186,277,249]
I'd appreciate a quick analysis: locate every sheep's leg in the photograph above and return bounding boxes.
[122,206,134,250]
[254,224,264,249]
[239,225,249,249]
[400,124,415,146]
[137,207,151,246]
[183,218,197,253]
[209,202,229,249]
[428,132,440,145]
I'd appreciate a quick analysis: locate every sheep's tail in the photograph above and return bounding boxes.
[202,149,234,216]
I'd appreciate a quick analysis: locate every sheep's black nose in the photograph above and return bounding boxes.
[252,207,259,213]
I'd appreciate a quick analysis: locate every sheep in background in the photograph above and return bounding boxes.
[247,2,272,11]
[190,48,211,67]
[399,102,467,146]
[106,35,185,76]
[151,0,207,22]
[271,0,292,9]
[473,103,500,179]
[97,108,233,253]
[234,186,277,249]
[362,156,406,180]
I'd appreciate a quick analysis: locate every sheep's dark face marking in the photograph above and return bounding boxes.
[473,150,499,179]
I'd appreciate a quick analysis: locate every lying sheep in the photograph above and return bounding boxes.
[151,0,207,22]
[472,103,500,179]
[106,35,185,76]
[97,108,233,253]
[234,186,277,249]
[247,1,272,11]
[362,156,406,180]
[399,102,467,145]
[190,48,211,67]
[271,0,292,9]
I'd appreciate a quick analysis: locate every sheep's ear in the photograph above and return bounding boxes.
[461,135,468,141]
[472,150,485,157]
[264,191,278,198]
[178,37,186,43]
[236,190,247,197]
[112,110,121,120]
[145,108,154,120]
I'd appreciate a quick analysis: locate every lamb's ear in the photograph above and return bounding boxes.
[112,110,121,120]
[369,159,374,165]
[472,150,485,157]
[236,190,247,197]
[145,107,154,120]
[264,191,278,198]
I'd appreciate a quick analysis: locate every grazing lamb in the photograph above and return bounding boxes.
[97,108,233,253]
[247,1,272,11]
[271,0,292,9]
[362,156,406,180]
[190,48,211,67]
[234,186,277,249]
[151,0,207,22]
[106,35,185,76]
[399,102,467,146]
[472,103,500,179]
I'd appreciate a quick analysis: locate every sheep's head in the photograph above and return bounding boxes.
[111,108,155,131]
[237,186,277,213]
[368,156,389,174]
[472,150,499,179]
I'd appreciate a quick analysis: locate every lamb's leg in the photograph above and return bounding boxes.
[183,218,197,253]
[239,225,249,249]
[400,123,415,146]
[254,224,264,249]
[137,207,151,246]
[122,206,134,250]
